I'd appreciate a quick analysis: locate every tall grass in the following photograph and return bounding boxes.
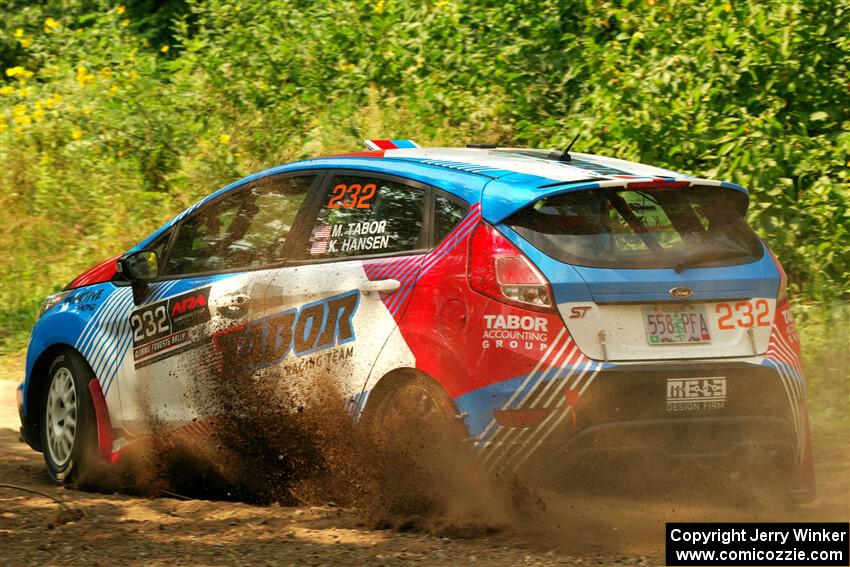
[1,0,848,354]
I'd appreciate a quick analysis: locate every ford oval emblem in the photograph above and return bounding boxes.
[669,287,694,299]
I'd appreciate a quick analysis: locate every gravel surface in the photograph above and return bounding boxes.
[1,380,847,566]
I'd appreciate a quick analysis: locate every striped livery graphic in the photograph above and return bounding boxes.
[74,281,179,398]
[475,329,604,472]
[363,203,482,318]
[762,304,807,462]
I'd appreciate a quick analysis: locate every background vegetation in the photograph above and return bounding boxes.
[1,0,848,356]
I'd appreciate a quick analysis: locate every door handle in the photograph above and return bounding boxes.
[359,279,401,295]
[218,293,252,319]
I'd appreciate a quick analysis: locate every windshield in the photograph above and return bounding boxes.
[508,186,763,270]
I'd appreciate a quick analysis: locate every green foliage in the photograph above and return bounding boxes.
[796,302,850,427]
[1,0,848,353]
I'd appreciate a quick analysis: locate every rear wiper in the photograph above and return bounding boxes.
[674,249,752,273]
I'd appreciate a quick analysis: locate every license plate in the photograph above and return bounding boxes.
[643,304,711,344]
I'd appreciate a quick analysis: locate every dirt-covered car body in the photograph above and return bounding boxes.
[19,141,813,495]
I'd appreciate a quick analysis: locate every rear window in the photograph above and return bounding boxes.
[508,187,763,270]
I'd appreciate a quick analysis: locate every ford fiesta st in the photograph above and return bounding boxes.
[18,140,813,498]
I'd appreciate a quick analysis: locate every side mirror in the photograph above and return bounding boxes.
[117,250,158,304]
[117,250,158,280]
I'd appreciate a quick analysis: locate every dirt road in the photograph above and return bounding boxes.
[1,378,847,566]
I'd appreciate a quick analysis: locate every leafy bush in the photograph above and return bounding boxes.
[1,0,848,353]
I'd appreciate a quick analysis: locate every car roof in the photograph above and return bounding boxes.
[133,145,749,251]
[340,147,689,182]
[319,146,750,223]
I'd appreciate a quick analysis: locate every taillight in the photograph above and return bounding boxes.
[768,248,789,303]
[468,222,556,312]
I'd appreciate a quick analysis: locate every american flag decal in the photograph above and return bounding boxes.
[309,225,332,255]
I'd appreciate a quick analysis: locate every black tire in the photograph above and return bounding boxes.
[40,351,98,484]
[364,375,466,453]
[362,375,516,529]
[361,374,470,517]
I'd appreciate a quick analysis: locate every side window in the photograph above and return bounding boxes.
[434,194,469,244]
[303,174,426,259]
[163,173,315,276]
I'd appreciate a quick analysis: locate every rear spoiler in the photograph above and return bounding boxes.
[481,177,750,224]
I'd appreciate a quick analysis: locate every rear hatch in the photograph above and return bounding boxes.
[502,181,779,361]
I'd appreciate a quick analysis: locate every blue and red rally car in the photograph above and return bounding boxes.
[18,140,814,497]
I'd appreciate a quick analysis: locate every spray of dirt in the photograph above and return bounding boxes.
[72,303,849,551]
[74,359,529,536]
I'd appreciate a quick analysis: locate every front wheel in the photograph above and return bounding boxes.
[40,351,98,484]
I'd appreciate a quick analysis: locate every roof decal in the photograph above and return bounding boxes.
[364,139,419,150]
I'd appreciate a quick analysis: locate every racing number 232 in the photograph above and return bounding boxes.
[715,299,770,329]
[327,183,377,209]
[130,305,169,342]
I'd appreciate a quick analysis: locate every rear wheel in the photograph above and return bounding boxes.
[40,351,98,484]
[362,374,472,517]
[366,376,465,455]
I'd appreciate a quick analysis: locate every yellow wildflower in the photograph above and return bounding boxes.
[17,86,30,97]
[6,66,34,79]
[14,114,32,125]
[218,134,231,144]
[122,19,130,27]
[14,28,23,38]
[338,62,355,72]
[76,66,96,86]
[110,83,119,95]
[160,44,169,53]
[374,0,385,14]
[33,107,45,121]
[20,38,31,48]
[71,128,83,140]
[44,17,60,31]
[12,104,27,116]
[117,150,124,157]
[723,2,732,11]
[45,93,62,108]
[0,121,7,133]
[117,5,126,14]
[99,67,113,80]
[0,85,15,96]
[129,69,139,81]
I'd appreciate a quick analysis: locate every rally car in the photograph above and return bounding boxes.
[18,140,814,497]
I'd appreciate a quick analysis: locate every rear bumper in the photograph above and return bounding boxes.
[559,415,795,463]
[481,360,812,494]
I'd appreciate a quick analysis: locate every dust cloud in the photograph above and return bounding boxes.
[72,305,848,554]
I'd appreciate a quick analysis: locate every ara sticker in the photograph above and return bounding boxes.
[131,286,212,368]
